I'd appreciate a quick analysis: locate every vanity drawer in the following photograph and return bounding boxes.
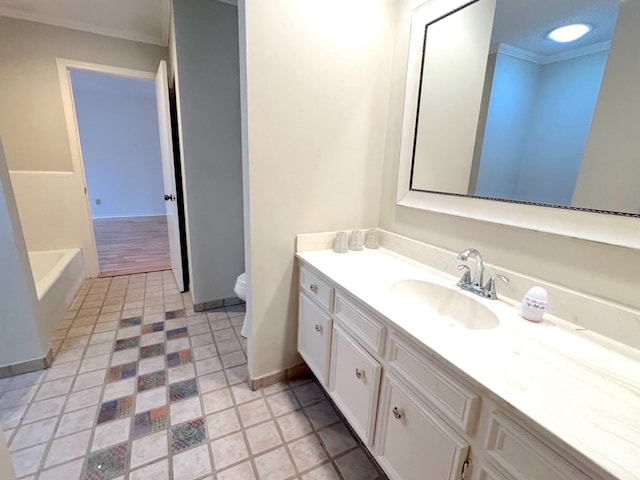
[334,292,386,355]
[387,334,480,434]
[485,412,590,480]
[299,266,334,311]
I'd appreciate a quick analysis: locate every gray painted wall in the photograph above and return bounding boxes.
[71,70,166,219]
[172,0,245,304]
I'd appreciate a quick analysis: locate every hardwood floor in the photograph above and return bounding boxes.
[93,215,171,277]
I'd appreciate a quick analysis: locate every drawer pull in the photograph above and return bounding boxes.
[314,324,322,333]
[355,368,365,379]
[392,406,403,420]
[309,284,318,294]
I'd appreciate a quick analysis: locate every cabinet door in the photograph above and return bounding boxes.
[298,292,332,386]
[375,373,469,480]
[329,324,382,445]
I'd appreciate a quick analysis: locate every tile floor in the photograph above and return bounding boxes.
[0,271,386,480]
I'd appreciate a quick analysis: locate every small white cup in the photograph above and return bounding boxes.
[333,231,348,253]
[364,230,379,249]
[348,230,363,251]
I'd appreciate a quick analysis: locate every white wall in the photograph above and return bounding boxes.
[574,0,640,213]
[0,139,48,368]
[516,51,607,205]
[240,0,393,381]
[476,53,540,198]
[71,70,165,218]
[380,0,640,316]
[172,0,245,304]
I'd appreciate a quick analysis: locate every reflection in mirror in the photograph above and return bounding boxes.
[409,0,640,215]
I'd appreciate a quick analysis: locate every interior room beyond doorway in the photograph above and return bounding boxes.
[70,69,170,277]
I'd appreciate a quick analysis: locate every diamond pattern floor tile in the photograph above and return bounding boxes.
[137,371,166,392]
[170,417,207,453]
[132,406,168,439]
[169,378,198,402]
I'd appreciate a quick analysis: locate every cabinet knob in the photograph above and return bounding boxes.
[355,368,364,379]
[314,324,322,333]
[309,284,318,294]
[392,406,403,420]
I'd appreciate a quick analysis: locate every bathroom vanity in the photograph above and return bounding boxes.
[295,233,639,480]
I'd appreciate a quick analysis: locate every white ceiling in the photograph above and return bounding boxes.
[492,0,621,59]
[0,0,171,46]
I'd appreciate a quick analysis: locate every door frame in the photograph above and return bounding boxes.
[57,58,157,278]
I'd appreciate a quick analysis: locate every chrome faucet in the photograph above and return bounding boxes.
[456,248,484,287]
[456,248,509,300]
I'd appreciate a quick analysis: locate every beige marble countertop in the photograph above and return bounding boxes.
[296,247,640,480]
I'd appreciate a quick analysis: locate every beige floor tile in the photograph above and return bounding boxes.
[289,434,329,472]
[213,329,236,343]
[130,458,170,480]
[139,356,166,376]
[45,429,91,467]
[220,351,246,369]
[192,344,217,361]
[117,326,141,340]
[170,397,202,425]
[334,448,380,480]
[103,378,136,402]
[224,365,248,386]
[188,323,210,336]
[92,417,130,451]
[304,401,340,430]
[190,333,214,348]
[302,463,341,480]
[202,388,233,415]
[277,410,313,442]
[141,331,164,347]
[231,383,262,405]
[210,431,249,470]
[173,444,212,480]
[10,417,57,450]
[216,339,241,355]
[11,443,47,477]
[0,385,38,408]
[237,398,272,427]
[245,420,283,455]
[167,338,190,353]
[317,423,357,457]
[135,387,167,414]
[88,331,116,345]
[254,446,296,480]
[198,371,227,393]
[52,347,84,365]
[56,405,98,437]
[206,408,240,440]
[73,370,107,391]
[110,348,139,366]
[168,363,196,384]
[84,343,113,359]
[266,390,300,417]
[39,458,84,480]
[293,383,326,407]
[130,430,168,469]
[45,361,81,381]
[23,396,66,423]
[195,357,222,376]
[93,320,119,332]
[215,460,256,480]
[79,354,110,374]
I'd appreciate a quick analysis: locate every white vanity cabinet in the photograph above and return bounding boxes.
[328,324,382,444]
[375,373,470,480]
[296,259,612,480]
[297,266,334,386]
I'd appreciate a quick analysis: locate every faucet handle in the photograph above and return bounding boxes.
[483,274,509,300]
[456,264,471,287]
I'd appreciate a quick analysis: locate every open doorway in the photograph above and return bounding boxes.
[70,69,170,277]
[58,59,187,291]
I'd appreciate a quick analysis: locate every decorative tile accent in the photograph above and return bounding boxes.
[119,316,142,328]
[97,396,133,425]
[141,322,165,335]
[169,379,198,402]
[165,309,186,320]
[114,337,140,352]
[137,371,166,392]
[167,349,193,368]
[107,362,137,383]
[170,417,206,453]
[166,327,188,341]
[140,343,165,359]
[132,406,168,439]
[83,441,128,480]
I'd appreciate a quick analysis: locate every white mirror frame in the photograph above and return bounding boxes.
[396,0,640,250]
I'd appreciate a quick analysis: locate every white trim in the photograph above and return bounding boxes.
[396,3,640,252]
[0,5,169,47]
[491,41,611,65]
[56,58,160,278]
[8,170,73,176]
[92,214,167,220]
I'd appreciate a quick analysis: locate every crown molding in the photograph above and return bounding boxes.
[491,41,611,65]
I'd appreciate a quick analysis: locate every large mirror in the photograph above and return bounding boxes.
[403,0,639,216]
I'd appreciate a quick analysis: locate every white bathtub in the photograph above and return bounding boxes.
[28,249,85,339]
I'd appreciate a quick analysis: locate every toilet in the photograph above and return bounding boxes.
[234,272,250,338]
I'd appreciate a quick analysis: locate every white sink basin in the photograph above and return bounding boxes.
[391,279,499,330]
